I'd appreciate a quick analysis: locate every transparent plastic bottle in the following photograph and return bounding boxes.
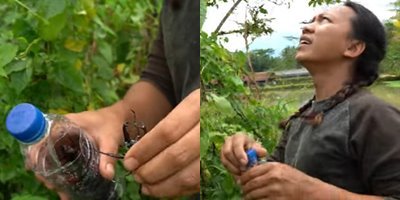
[6,103,122,200]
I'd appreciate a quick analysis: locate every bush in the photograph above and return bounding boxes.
[200,32,290,199]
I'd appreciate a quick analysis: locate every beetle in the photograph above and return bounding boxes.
[123,109,147,148]
[97,109,147,159]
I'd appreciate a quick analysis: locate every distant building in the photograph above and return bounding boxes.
[242,71,275,85]
[243,69,310,85]
[274,68,309,78]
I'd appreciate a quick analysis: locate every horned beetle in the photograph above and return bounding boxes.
[122,109,147,148]
[97,109,147,159]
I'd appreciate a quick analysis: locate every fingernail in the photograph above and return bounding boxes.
[141,185,150,195]
[124,158,138,171]
[134,174,142,183]
[240,158,247,165]
[106,163,115,178]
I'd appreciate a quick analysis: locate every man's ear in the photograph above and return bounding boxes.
[343,40,366,58]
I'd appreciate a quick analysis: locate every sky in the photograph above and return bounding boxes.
[202,0,396,56]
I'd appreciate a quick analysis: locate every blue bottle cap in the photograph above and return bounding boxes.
[6,103,46,143]
[246,148,258,168]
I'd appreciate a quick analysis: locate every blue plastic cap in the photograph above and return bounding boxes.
[6,103,46,143]
[246,148,258,168]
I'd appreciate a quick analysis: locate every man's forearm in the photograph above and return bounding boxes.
[105,81,173,131]
[310,177,384,200]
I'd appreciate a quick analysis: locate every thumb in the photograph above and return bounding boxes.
[97,137,120,180]
[252,143,267,158]
[65,112,120,180]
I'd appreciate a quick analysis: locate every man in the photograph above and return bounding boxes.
[221,1,400,200]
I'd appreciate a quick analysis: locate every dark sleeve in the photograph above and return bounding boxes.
[349,97,400,199]
[140,9,176,106]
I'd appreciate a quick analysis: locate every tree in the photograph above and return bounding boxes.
[273,46,301,71]
[381,0,400,75]
[250,48,279,72]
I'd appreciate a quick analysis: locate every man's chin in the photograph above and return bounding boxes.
[295,54,306,63]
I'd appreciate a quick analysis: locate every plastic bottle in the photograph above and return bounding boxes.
[5,103,121,200]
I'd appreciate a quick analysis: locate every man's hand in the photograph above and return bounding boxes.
[35,174,69,200]
[240,162,383,200]
[33,104,127,200]
[240,162,318,200]
[66,104,127,180]
[33,81,173,199]
[221,133,267,176]
[123,89,200,198]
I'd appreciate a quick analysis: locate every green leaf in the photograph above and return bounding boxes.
[11,195,47,200]
[0,43,18,73]
[0,77,7,93]
[82,0,96,18]
[259,6,268,14]
[5,60,29,74]
[0,148,22,182]
[92,78,118,104]
[200,0,207,28]
[0,67,6,77]
[229,76,244,87]
[200,130,210,159]
[98,42,113,64]
[53,62,85,93]
[38,12,67,41]
[64,37,86,52]
[0,130,15,150]
[93,16,116,37]
[38,0,66,19]
[9,63,33,94]
[93,55,113,80]
[209,94,234,115]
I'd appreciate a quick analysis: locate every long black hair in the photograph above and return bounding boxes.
[345,1,387,86]
[280,1,387,129]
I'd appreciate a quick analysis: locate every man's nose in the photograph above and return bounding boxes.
[301,23,315,34]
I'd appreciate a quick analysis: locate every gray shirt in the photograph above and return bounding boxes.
[140,0,200,106]
[272,89,400,199]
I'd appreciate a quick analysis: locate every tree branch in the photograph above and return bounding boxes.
[213,0,243,34]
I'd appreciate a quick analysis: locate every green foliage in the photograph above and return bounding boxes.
[308,0,341,7]
[249,49,277,72]
[383,80,400,88]
[0,0,161,199]
[275,46,300,70]
[200,32,290,198]
[216,0,274,42]
[381,1,400,75]
[249,46,300,72]
[11,195,47,200]
[200,0,207,29]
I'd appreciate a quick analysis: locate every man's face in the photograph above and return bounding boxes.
[295,6,356,65]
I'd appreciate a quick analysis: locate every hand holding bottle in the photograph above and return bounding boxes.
[220,133,267,175]
[6,103,122,200]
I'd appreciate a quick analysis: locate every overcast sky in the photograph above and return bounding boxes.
[202,0,396,56]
